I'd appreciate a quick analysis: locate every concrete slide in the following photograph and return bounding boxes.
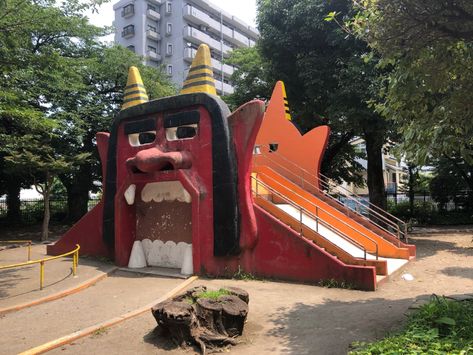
[253,166,412,278]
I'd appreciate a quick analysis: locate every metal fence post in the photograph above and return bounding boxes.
[40,261,44,290]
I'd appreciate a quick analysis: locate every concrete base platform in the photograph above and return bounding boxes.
[118,266,190,279]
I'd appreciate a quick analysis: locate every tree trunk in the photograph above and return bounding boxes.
[6,177,21,223]
[408,165,415,217]
[62,163,92,223]
[364,131,386,213]
[321,132,354,178]
[40,173,54,241]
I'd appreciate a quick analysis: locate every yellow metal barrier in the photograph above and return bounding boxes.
[0,245,80,290]
[0,240,32,261]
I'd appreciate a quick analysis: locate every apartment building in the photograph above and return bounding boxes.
[338,138,408,196]
[113,0,259,95]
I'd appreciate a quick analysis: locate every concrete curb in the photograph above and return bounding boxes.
[18,275,199,355]
[0,266,118,316]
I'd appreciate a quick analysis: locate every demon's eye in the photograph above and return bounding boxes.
[163,110,200,142]
[128,131,156,147]
[166,124,197,141]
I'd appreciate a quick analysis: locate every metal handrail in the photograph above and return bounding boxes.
[0,240,32,261]
[255,144,408,241]
[255,151,403,244]
[252,176,370,260]
[253,174,379,260]
[0,244,80,290]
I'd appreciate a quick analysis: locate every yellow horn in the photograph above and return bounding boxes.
[281,81,292,121]
[121,66,149,111]
[180,44,217,95]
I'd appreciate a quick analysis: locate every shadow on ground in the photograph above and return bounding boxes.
[409,235,473,260]
[0,257,112,301]
[264,296,428,355]
[441,267,473,280]
[143,324,201,353]
[0,267,32,298]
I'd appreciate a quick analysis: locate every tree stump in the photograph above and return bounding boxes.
[151,286,249,354]
[219,295,248,337]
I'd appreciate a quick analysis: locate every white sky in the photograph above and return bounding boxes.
[87,0,258,29]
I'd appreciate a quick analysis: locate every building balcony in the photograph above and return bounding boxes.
[147,50,162,62]
[183,26,232,56]
[231,30,250,47]
[184,5,242,46]
[214,79,234,95]
[121,27,135,39]
[148,0,162,4]
[147,8,160,21]
[183,47,234,78]
[121,7,134,18]
[146,29,161,41]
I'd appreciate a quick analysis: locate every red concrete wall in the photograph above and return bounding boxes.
[246,206,377,291]
[47,202,110,258]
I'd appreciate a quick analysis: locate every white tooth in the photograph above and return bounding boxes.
[124,184,136,205]
[141,182,192,204]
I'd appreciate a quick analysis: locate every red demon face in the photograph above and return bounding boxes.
[101,94,264,269]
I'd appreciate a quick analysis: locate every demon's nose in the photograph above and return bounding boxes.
[126,147,192,173]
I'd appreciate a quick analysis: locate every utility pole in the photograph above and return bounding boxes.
[220,11,224,95]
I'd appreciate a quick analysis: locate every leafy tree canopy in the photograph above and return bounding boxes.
[351,0,473,165]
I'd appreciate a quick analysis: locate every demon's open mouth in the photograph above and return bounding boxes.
[126,180,193,270]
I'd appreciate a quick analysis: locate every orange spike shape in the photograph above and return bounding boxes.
[254,81,330,192]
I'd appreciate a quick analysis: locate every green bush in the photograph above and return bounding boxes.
[387,200,436,224]
[350,296,473,354]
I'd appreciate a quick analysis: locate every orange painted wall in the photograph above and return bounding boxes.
[254,81,330,193]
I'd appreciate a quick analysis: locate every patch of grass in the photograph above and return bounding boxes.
[195,288,231,300]
[350,296,473,354]
[317,278,354,289]
[232,266,260,281]
[92,327,108,337]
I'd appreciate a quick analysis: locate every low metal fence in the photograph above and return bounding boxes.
[0,198,101,224]
[0,244,80,290]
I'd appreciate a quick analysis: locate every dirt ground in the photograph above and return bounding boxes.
[47,230,473,355]
[0,223,69,242]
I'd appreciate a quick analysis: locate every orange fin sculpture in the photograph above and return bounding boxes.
[254,81,330,192]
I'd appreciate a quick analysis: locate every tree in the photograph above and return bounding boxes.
[352,0,473,166]
[0,0,108,223]
[0,0,176,224]
[255,0,389,208]
[224,46,273,110]
[3,129,89,240]
[53,45,175,222]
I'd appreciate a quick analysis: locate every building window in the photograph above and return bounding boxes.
[147,24,157,32]
[122,24,135,38]
[147,45,157,53]
[147,3,156,11]
[166,1,172,14]
[167,65,173,75]
[121,4,134,17]
[166,43,173,55]
[127,45,135,52]
[166,23,172,35]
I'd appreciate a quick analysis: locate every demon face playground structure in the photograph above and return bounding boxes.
[48,44,415,290]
